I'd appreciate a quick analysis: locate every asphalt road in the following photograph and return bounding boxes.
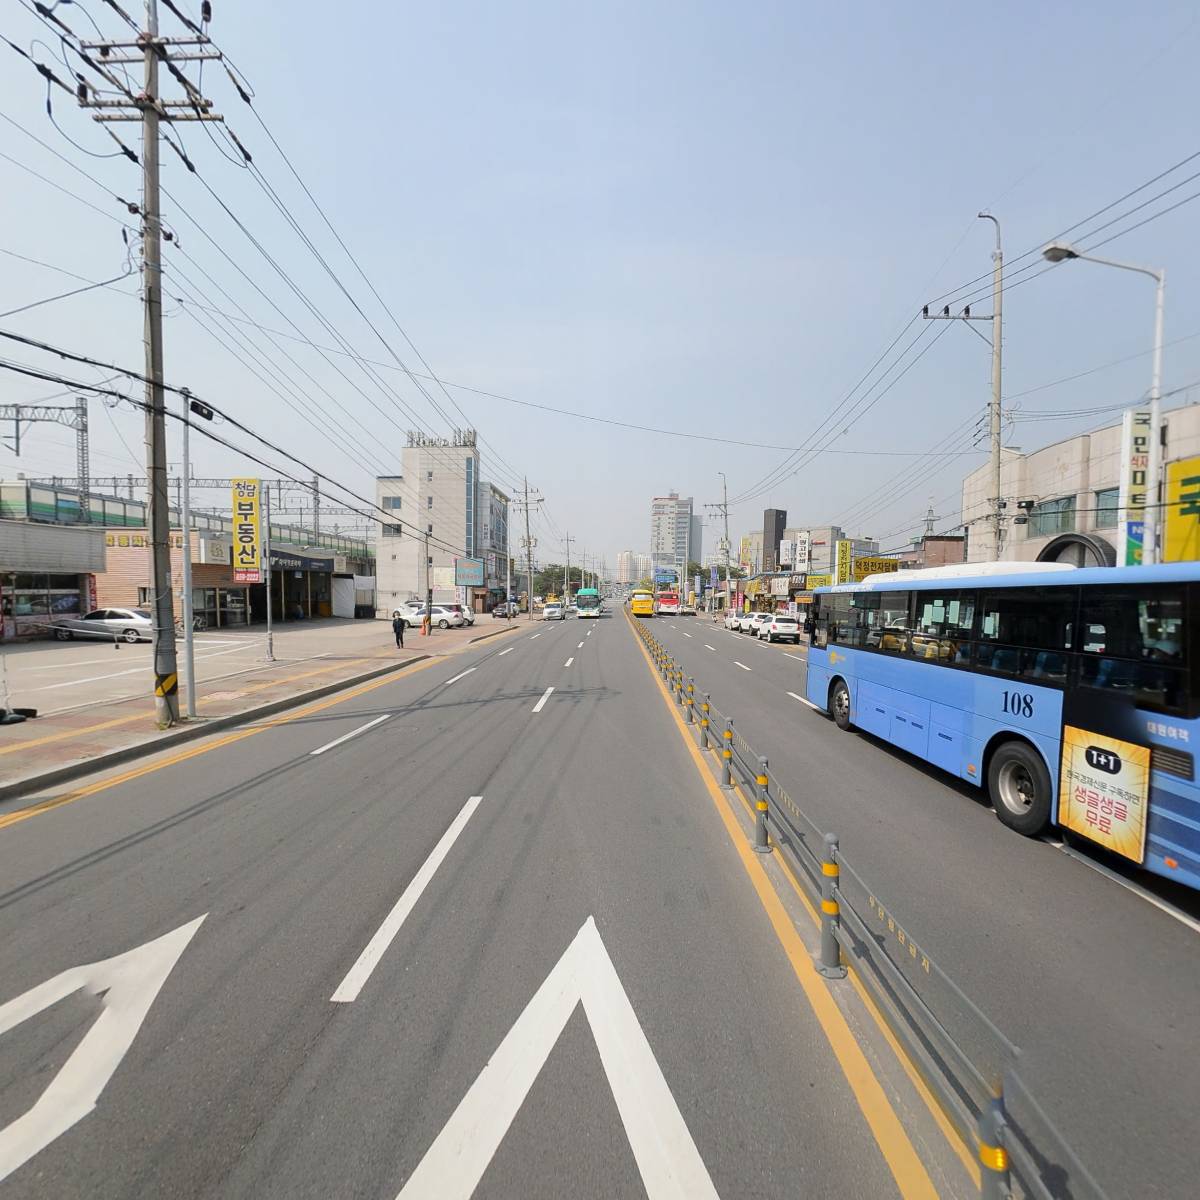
[649,613,1200,1200]
[0,613,963,1198]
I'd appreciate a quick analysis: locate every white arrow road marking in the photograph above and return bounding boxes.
[396,916,719,1200]
[734,662,751,671]
[531,686,555,713]
[442,668,477,687]
[0,915,206,1184]
[787,692,821,710]
[332,797,483,1003]
[497,647,513,657]
[310,713,390,756]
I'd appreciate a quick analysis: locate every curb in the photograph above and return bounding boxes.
[0,654,433,806]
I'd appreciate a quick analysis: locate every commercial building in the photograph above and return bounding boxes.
[650,492,696,571]
[0,478,373,640]
[762,509,787,572]
[893,533,968,568]
[738,530,763,573]
[776,525,877,576]
[374,430,509,613]
[960,403,1200,566]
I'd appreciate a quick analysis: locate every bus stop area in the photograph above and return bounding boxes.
[0,617,523,800]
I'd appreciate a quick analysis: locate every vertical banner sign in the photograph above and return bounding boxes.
[1117,408,1153,566]
[1059,728,1150,863]
[1164,455,1200,563]
[795,530,810,572]
[231,478,262,583]
[709,565,718,589]
[835,539,853,584]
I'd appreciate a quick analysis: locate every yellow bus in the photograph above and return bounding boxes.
[630,589,655,617]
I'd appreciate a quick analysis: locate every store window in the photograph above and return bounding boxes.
[1028,496,1076,537]
[2,571,83,636]
[1094,488,1119,529]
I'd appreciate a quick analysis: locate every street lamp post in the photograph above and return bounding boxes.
[1042,242,1165,565]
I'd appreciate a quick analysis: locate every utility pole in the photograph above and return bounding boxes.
[424,530,433,632]
[180,389,196,717]
[77,0,223,724]
[706,473,733,613]
[923,213,1004,560]
[981,212,1004,560]
[263,483,275,661]
[514,477,542,620]
[141,0,178,725]
[563,532,575,604]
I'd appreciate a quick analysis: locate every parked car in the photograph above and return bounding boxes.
[543,603,565,621]
[743,613,773,635]
[492,602,519,618]
[445,603,475,626]
[680,604,696,615]
[54,607,154,643]
[758,614,800,644]
[724,612,742,630]
[404,605,465,629]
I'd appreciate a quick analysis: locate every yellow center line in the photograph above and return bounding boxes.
[0,657,442,831]
[626,611,940,1200]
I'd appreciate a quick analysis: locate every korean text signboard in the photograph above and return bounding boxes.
[835,539,853,584]
[806,573,832,589]
[851,557,899,582]
[1117,408,1153,565]
[1058,727,1150,863]
[1164,455,1200,563]
[454,557,485,587]
[231,478,262,583]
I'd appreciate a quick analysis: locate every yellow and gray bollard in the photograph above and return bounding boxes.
[818,832,846,978]
[686,677,695,723]
[754,755,771,853]
[699,692,711,748]
[977,1096,1010,1200]
[721,721,734,786]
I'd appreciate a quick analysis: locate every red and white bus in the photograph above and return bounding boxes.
[655,590,680,616]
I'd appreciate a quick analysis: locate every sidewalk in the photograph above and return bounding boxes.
[0,617,528,803]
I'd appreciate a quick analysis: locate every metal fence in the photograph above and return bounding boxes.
[632,617,1108,1200]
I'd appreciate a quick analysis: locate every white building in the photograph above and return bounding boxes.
[375,430,508,613]
[961,403,1200,567]
[650,493,696,570]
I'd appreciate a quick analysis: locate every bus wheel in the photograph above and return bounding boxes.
[830,679,852,731]
[987,741,1051,836]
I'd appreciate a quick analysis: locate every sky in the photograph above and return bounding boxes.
[2,1,1200,570]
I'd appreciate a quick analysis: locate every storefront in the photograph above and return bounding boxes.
[0,519,106,640]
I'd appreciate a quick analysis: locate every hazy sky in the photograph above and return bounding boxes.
[3,1,1199,569]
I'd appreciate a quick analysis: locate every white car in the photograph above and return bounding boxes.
[743,613,772,636]
[758,614,801,644]
[724,612,742,631]
[543,604,565,621]
[404,605,464,629]
[54,606,154,643]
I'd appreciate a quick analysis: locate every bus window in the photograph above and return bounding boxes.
[855,591,910,654]
[911,590,975,663]
[976,587,1076,681]
[1078,587,1188,714]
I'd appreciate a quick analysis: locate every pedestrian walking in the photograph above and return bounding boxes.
[392,610,405,649]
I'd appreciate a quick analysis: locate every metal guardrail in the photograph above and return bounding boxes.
[632,617,1109,1200]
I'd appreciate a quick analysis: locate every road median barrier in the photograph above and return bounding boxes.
[627,610,1108,1200]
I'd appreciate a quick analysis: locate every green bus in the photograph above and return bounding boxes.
[576,587,602,618]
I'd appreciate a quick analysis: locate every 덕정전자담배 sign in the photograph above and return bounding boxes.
[1058,726,1150,863]
[231,478,261,583]
[851,556,899,582]
[835,540,853,584]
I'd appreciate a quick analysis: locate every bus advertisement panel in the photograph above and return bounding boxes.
[806,563,1199,891]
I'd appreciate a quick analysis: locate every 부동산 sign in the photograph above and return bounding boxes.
[1058,727,1150,863]
[230,478,261,583]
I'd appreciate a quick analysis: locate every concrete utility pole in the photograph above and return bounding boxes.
[141,0,179,725]
[515,477,542,620]
[180,390,196,717]
[563,532,575,604]
[706,473,733,612]
[980,212,1004,559]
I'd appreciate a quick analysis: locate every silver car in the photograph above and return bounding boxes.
[55,606,154,643]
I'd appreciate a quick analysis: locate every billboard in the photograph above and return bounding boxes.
[851,557,899,582]
[1164,456,1200,563]
[835,539,853,584]
[1058,727,1150,863]
[1117,408,1153,565]
[654,567,677,584]
[454,557,486,587]
[806,573,832,589]
[230,478,262,583]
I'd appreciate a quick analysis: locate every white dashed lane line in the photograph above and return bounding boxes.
[498,647,513,657]
[531,686,555,713]
[310,713,390,757]
[564,657,574,667]
[787,691,821,710]
[734,662,751,672]
[681,632,693,639]
[704,645,716,651]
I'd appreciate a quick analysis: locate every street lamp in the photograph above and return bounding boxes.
[1041,241,1165,564]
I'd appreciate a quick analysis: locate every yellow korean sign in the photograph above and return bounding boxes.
[852,556,899,582]
[1058,727,1150,863]
[835,540,852,584]
[1164,455,1200,563]
[806,573,832,589]
[231,478,262,583]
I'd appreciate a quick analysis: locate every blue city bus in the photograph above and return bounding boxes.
[806,562,1200,891]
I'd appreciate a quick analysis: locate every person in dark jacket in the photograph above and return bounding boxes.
[392,611,405,648]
